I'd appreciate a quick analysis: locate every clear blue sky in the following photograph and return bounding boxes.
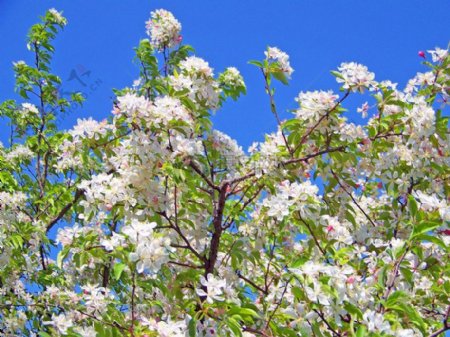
[1,0,449,149]
[1,2,450,334]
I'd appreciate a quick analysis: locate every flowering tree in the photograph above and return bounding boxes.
[1,8,449,337]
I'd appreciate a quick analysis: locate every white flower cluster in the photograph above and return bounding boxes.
[20,102,39,115]
[196,273,226,304]
[170,56,220,109]
[56,118,112,171]
[143,318,187,337]
[220,67,245,88]
[180,56,213,77]
[152,96,194,129]
[79,173,131,217]
[210,130,245,177]
[56,224,93,246]
[265,46,294,77]
[45,313,73,334]
[81,284,114,314]
[339,122,366,142]
[336,62,376,92]
[248,129,286,176]
[321,215,353,246]
[413,190,450,221]
[116,93,151,120]
[5,144,34,162]
[262,180,320,220]
[70,117,110,140]
[122,220,172,274]
[0,192,28,224]
[295,90,338,124]
[117,93,194,130]
[48,8,67,26]
[146,9,182,50]
[404,97,435,137]
[428,47,448,63]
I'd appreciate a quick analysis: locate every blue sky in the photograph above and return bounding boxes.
[1,0,449,149]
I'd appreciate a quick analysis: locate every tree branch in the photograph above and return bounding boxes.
[46,188,84,232]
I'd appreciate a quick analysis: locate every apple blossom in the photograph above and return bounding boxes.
[1,7,449,337]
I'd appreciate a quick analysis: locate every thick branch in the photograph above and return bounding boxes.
[205,183,229,275]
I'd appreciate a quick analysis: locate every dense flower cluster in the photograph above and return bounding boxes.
[146,9,182,50]
[336,62,376,92]
[295,90,338,124]
[265,46,294,78]
[1,7,449,337]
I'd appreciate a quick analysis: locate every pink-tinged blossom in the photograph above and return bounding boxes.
[44,313,74,334]
[122,220,156,243]
[427,47,448,63]
[146,9,182,50]
[262,180,320,221]
[357,101,370,118]
[265,46,294,77]
[70,117,110,140]
[362,310,391,333]
[336,62,376,92]
[295,90,338,123]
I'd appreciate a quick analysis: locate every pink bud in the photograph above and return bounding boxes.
[326,225,334,232]
[438,229,450,236]
[418,51,426,58]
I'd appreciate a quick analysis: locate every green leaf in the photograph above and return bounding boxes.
[227,307,259,318]
[113,262,126,280]
[330,70,344,79]
[377,265,388,287]
[57,247,70,269]
[188,317,197,337]
[248,60,263,68]
[385,290,408,308]
[272,71,289,85]
[38,332,52,337]
[227,317,242,337]
[311,323,325,337]
[355,326,367,337]
[411,220,442,239]
[408,195,418,218]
